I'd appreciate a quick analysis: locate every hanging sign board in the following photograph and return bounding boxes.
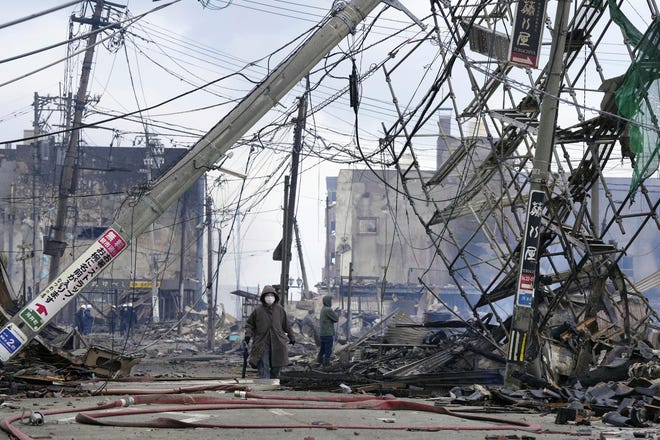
[508,0,548,68]
[515,190,545,307]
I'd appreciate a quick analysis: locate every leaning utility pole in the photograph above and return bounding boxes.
[293,218,310,299]
[504,0,572,388]
[346,262,353,342]
[31,93,41,299]
[0,0,384,364]
[279,84,309,306]
[279,175,290,306]
[206,192,215,351]
[48,0,105,282]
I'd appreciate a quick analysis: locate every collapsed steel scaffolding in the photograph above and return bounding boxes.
[373,0,660,383]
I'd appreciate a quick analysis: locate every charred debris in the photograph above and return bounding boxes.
[1,281,660,429]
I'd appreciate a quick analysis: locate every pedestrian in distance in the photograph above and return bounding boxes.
[107,305,117,334]
[244,285,295,379]
[317,295,339,367]
[82,305,93,335]
[119,303,128,336]
[127,303,138,330]
[75,304,85,334]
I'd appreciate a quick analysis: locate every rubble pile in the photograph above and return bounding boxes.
[0,289,659,433]
[282,295,660,432]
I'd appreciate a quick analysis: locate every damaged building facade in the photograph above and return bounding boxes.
[323,105,660,386]
[0,139,204,325]
[324,113,487,320]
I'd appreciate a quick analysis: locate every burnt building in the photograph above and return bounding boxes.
[323,110,660,321]
[0,138,203,323]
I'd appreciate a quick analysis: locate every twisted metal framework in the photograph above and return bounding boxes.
[372,0,659,381]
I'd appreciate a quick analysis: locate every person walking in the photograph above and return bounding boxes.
[244,285,295,379]
[75,304,85,334]
[82,305,94,335]
[107,305,117,334]
[119,303,128,336]
[317,295,339,367]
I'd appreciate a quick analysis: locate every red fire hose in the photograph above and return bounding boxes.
[1,392,547,439]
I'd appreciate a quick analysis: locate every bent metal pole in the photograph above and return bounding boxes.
[0,0,383,363]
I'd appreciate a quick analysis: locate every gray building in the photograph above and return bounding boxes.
[323,111,660,320]
[0,139,203,323]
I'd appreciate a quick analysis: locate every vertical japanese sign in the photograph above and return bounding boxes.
[515,190,545,307]
[0,228,127,362]
[509,0,548,68]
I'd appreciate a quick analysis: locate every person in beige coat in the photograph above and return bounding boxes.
[244,285,295,378]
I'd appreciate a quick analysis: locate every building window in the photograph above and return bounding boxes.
[358,217,378,234]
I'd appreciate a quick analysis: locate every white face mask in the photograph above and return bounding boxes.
[264,295,275,305]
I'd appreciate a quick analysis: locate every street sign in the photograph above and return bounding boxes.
[129,281,161,289]
[509,0,548,68]
[515,190,545,307]
[0,324,28,360]
[0,229,127,362]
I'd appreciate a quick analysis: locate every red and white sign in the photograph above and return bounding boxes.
[519,272,534,291]
[17,228,127,332]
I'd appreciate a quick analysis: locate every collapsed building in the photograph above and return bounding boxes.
[318,136,659,392]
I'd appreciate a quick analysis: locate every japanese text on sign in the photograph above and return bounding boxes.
[515,190,545,307]
[19,229,127,331]
[509,0,548,68]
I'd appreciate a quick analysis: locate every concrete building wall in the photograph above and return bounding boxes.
[0,142,203,320]
[333,168,442,286]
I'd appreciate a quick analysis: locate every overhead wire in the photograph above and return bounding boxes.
[0,1,181,89]
[6,0,652,326]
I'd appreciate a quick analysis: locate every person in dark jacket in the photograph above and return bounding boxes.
[245,285,295,379]
[119,303,128,336]
[75,304,85,334]
[107,305,117,334]
[82,305,94,335]
[317,295,339,367]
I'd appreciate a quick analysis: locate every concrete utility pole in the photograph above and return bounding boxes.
[0,0,384,364]
[504,0,572,388]
[293,218,310,299]
[206,192,215,351]
[280,86,309,306]
[346,262,353,342]
[324,196,332,295]
[16,244,33,305]
[48,0,105,282]
[31,93,41,298]
[235,212,241,316]
[177,198,187,335]
[279,175,291,306]
[145,137,162,324]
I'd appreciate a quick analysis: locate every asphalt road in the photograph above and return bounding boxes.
[0,381,651,440]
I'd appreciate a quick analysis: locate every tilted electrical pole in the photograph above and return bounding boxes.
[504,0,572,388]
[280,85,308,306]
[48,0,105,281]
